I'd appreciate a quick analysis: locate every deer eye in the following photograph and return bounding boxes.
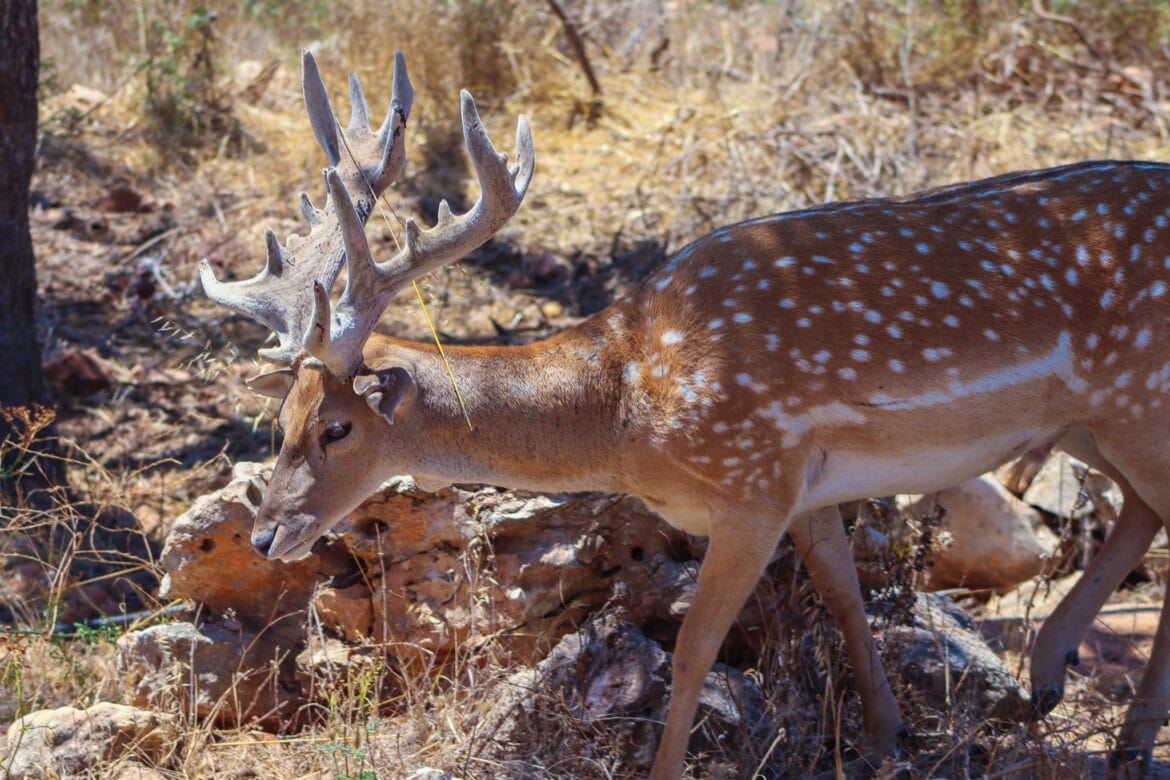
[322,421,352,444]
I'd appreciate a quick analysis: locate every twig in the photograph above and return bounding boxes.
[1032,0,1106,66]
[1032,0,1170,138]
[543,0,602,98]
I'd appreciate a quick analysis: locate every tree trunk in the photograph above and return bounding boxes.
[0,0,54,493]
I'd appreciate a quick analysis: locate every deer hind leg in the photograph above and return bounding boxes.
[1110,493,1170,767]
[1110,571,1170,768]
[788,505,902,763]
[1029,448,1161,717]
[1046,429,1170,767]
[649,508,789,780]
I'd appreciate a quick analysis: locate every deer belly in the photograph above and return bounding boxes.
[792,427,1062,513]
[640,496,712,536]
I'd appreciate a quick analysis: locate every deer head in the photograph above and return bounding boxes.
[201,52,534,559]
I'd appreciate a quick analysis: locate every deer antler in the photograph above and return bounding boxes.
[199,50,413,366]
[200,51,535,380]
[309,92,535,377]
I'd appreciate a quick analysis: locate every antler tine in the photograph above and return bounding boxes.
[301,50,341,167]
[314,90,535,379]
[200,51,414,372]
[300,192,323,226]
[198,229,306,362]
[303,169,375,377]
[376,91,533,289]
[346,71,371,136]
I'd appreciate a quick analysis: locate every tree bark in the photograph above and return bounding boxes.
[0,0,54,491]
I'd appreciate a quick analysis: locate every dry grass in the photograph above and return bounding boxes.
[9,0,1170,776]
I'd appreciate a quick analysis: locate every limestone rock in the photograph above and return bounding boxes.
[339,485,691,660]
[336,475,472,561]
[116,620,301,728]
[481,614,767,775]
[1021,453,1120,520]
[158,461,328,625]
[294,633,388,701]
[877,593,1029,726]
[409,771,456,780]
[852,525,893,589]
[315,583,375,642]
[3,702,177,779]
[108,765,169,780]
[141,463,696,730]
[908,475,1059,591]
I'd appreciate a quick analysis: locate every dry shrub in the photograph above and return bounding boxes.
[0,408,151,733]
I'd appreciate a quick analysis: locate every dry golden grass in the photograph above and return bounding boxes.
[10,0,1170,777]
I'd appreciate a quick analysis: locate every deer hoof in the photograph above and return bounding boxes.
[1030,686,1063,718]
[1108,746,1152,771]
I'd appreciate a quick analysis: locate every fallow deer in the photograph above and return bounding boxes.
[202,52,1170,777]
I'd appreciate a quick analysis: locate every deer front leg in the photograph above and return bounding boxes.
[1030,487,1161,716]
[649,510,790,780]
[788,506,903,762]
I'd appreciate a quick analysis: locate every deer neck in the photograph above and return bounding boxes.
[372,325,628,495]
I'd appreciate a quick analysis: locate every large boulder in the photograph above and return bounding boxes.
[158,465,691,659]
[122,464,695,726]
[3,702,176,779]
[906,475,1059,591]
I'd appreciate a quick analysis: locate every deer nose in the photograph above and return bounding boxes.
[251,526,276,558]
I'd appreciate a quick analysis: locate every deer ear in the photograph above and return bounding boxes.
[353,367,416,425]
[248,369,296,399]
